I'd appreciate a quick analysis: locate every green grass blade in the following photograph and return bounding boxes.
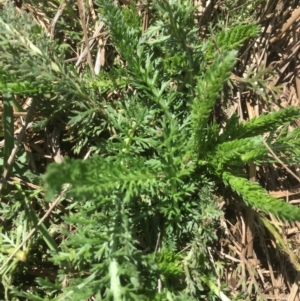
[3,93,14,166]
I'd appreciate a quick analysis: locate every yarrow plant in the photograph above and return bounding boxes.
[0,1,299,300]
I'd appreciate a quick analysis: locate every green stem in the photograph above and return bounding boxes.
[3,93,14,165]
[2,92,14,195]
[22,197,58,253]
[200,275,232,301]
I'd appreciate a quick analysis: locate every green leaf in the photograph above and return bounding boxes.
[222,171,300,221]
[192,51,237,157]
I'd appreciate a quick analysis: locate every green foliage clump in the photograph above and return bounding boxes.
[0,1,300,301]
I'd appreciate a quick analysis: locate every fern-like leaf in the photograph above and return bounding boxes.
[222,171,300,221]
[45,157,156,201]
[221,106,300,141]
[205,24,259,60]
[210,136,265,172]
[192,51,237,157]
